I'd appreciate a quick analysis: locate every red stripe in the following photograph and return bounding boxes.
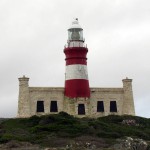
[64,47,88,65]
[66,59,87,65]
[65,79,90,98]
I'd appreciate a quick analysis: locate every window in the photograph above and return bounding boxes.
[78,104,85,115]
[50,101,58,112]
[110,101,117,112]
[37,101,44,112]
[97,101,104,112]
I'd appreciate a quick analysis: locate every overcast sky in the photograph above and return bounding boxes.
[0,0,150,118]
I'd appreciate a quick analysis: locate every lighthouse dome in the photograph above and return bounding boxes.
[67,18,84,41]
[68,18,83,30]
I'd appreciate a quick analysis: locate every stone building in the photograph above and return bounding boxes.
[17,19,135,118]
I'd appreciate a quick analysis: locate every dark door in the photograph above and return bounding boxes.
[37,101,44,112]
[78,104,85,115]
[50,101,58,112]
[97,101,104,112]
[110,101,117,112]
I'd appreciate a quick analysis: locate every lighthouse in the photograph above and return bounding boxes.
[17,19,135,117]
[64,18,90,98]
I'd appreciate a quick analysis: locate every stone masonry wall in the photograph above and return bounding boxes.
[17,77,135,118]
[89,88,124,118]
[29,87,64,116]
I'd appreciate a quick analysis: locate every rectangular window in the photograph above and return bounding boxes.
[110,101,117,112]
[50,101,58,112]
[78,104,85,115]
[37,101,44,112]
[97,101,104,112]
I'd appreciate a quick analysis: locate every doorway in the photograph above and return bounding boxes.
[78,104,85,115]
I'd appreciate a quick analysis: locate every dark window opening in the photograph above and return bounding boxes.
[37,101,44,112]
[50,101,58,112]
[110,101,117,112]
[78,104,85,115]
[97,101,104,112]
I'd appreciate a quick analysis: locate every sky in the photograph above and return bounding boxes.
[0,0,150,118]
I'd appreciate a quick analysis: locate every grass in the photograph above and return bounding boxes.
[0,112,150,147]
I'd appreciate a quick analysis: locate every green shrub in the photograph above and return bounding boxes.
[0,133,13,142]
[97,131,121,138]
[39,115,56,125]
[0,114,150,146]
[28,115,40,126]
[99,115,123,124]
[134,130,150,140]
[58,111,72,117]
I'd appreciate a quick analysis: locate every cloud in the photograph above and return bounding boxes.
[0,0,150,118]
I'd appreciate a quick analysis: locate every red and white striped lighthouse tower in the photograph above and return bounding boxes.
[64,19,90,98]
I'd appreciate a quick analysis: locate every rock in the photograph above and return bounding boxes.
[0,140,40,150]
[114,137,148,150]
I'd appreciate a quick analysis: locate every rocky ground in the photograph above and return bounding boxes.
[0,140,41,150]
[0,136,110,150]
[0,137,149,150]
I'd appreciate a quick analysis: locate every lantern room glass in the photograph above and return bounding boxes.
[68,28,83,41]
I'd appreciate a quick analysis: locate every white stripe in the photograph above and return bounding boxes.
[68,41,84,47]
[65,65,88,80]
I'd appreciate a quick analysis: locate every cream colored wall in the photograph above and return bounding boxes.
[64,97,90,117]
[122,79,135,115]
[63,88,125,118]
[89,88,124,118]
[17,76,30,117]
[29,87,64,116]
[17,77,135,118]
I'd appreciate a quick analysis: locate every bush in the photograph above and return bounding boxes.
[0,114,150,147]
[28,115,40,126]
[58,111,71,117]
[99,115,123,124]
[39,115,56,125]
[97,131,121,138]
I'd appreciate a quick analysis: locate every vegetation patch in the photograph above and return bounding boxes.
[0,112,150,148]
